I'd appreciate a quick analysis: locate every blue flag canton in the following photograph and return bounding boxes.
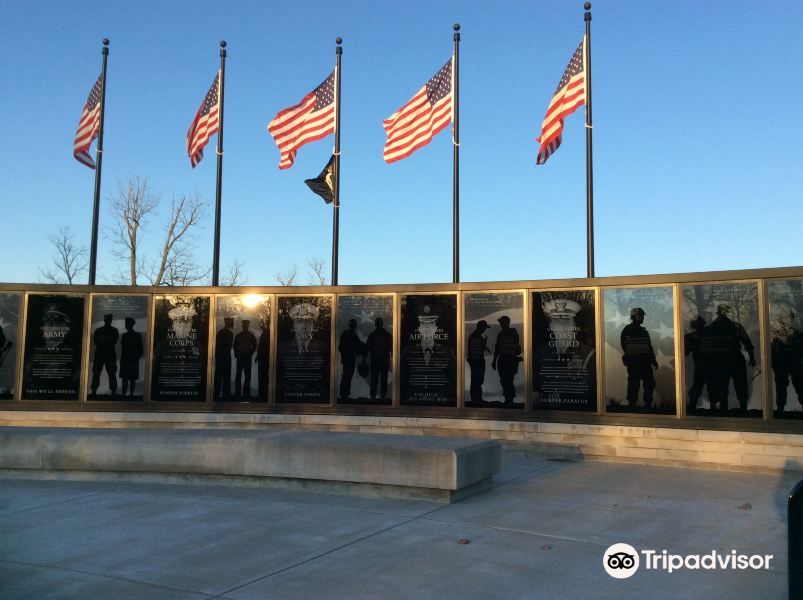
[555,42,584,94]
[85,77,102,111]
[426,59,452,106]
[313,71,335,112]
[200,79,219,116]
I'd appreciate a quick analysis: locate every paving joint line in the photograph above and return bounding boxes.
[0,559,208,597]
[487,460,558,490]
[217,504,447,596]
[214,462,559,596]
[0,488,118,518]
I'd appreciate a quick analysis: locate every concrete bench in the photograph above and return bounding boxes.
[0,427,501,503]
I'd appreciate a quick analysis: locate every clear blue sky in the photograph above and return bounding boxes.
[1,0,801,286]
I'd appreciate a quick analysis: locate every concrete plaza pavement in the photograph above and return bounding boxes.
[0,449,795,599]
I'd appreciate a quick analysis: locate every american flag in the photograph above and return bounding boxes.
[73,75,103,169]
[187,74,220,168]
[383,58,453,163]
[536,37,587,165]
[268,71,336,170]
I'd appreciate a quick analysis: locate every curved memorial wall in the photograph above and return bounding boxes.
[1,266,802,431]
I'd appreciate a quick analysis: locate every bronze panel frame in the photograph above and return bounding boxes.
[461,289,528,415]
[19,291,89,404]
[763,276,803,424]
[598,283,679,420]
[274,293,335,408]
[0,265,802,432]
[0,292,24,403]
[84,292,152,406]
[529,286,600,416]
[149,293,213,407]
[677,278,766,423]
[333,292,396,409]
[397,290,460,415]
[211,293,274,409]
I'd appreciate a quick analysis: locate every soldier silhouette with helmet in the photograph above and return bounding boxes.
[620,307,658,409]
[771,310,803,415]
[704,304,756,414]
[685,315,708,413]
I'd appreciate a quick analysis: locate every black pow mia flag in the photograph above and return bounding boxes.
[304,155,335,204]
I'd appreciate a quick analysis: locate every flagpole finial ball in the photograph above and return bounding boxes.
[336,37,342,45]
[584,2,591,10]
[102,38,109,46]
[453,23,460,31]
[220,40,227,48]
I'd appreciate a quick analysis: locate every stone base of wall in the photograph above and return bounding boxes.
[1,411,802,473]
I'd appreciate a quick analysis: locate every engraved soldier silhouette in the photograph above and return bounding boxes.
[0,321,10,367]
[366,317,392,401]
[493,315,522,406]
[704,304,756,414]
[685,316,708,413]
[214,317,234,400]
[466,320,491,403]
[90,314,119,397]
[256,318,270,399]
[338,318,365,400]
[233,320,257,398]
[119,317,143,398]
[620,307,658,409]
[771,310,803,415]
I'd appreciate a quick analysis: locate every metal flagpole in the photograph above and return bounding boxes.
[88,38,109,285]
[452,24,460,284]
[584,3,595,279]
[212,40,227,287]
[331,37,342,286]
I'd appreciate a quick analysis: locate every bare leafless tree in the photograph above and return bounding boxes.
[156,244,211,286]
[106,176,157,285]
[307,257,327,285]
[40,226,88,284]
[275,265,299,286]
[43,178,209,287]
[222,258,247,286]
[146,193,207,287]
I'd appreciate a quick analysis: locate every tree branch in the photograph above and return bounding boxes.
[39,226,88,284]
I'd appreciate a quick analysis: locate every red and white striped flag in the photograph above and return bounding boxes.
[268,71,336,170]
[187,74,220,168]
[383,58,453,163]
[536,37,587,165]
[73,75,102,169]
